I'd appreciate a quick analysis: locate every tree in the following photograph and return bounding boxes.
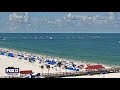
[46,65,50,78]
[57,62,62,75]
[64,66,67,74]
[41,65,44,76]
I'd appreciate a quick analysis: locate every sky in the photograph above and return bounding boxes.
[0,12,120,33]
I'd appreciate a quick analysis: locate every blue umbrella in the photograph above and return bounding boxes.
[8,53,14,57]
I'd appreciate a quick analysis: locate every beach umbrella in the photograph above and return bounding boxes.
[21,55,24,57]
[18,54,21,56]
[31,57,35,61]
[29,57,35,62]
[45,60,48,62]
[24,57,28,60]
[8,53,14,57]
[0,52,3,55]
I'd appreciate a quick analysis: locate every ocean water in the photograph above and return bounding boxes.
[0,33,120,66]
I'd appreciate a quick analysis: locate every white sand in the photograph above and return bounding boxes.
[0,48,119,78]
[0,55,120,78]
[0,55,69,77]
[0,47,112,68]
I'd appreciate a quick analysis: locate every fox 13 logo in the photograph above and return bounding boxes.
[5,67,19,74]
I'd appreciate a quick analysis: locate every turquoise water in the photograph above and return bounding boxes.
[0,33,120,66]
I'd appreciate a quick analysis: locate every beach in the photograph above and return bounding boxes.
[0,48,85,77]
[1,13,120,78]
[0,47,119,78]
[0,55,65,77]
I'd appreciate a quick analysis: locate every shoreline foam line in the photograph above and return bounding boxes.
[0,47,115,67]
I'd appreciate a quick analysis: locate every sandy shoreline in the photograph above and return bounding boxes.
[0,55,66,77]
[0,47,119,78]
[0,47,113,67]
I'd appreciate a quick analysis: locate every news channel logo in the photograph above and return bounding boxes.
[5,67,20,76]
